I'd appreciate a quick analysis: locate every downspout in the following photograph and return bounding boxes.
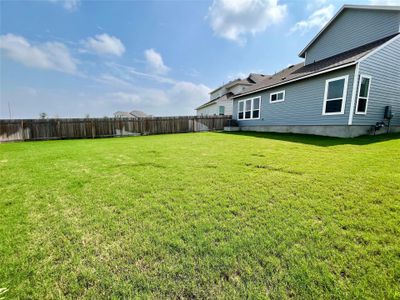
[348,63,360,125]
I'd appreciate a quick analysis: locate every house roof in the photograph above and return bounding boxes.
[209,73,267,94]
[114,110,150,118]
[234,34,399,99]
[130,110,149,118]
[196,93,232,110]
[209,78,251,94]
[299,4,400,58]
[197,73,267,110]
[114,111,133,117]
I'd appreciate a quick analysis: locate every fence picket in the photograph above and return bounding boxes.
[0,116,231,142]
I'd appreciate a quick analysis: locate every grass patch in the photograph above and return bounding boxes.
[1,132,400,299]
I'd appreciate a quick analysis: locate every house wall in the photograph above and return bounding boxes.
[196,103,218,116]
[197,98,234,116]
[210,87,226,100]
[305,9,400,64]
[352,36,400,126]
[232,66,356,126]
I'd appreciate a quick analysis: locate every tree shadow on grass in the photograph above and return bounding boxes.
[219,131,400,147]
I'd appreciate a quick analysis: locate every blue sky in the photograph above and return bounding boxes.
[1,0,397,118]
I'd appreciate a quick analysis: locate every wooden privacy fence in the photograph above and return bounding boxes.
[0,116,231,142]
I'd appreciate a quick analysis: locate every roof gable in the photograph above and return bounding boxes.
[299,5,400,58]
[234,34,398,99]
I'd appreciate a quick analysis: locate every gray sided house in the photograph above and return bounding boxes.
[196,74,266,116]
[232,5,400,138]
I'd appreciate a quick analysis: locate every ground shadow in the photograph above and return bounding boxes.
[219,131,400,147]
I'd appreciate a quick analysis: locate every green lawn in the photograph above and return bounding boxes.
[1,132,400,299]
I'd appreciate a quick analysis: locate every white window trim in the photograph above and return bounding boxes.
[322,75,349,116]
[355,75,372,115]
[237,97,261,120]
[269,90,285,103]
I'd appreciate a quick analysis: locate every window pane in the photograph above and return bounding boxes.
[271,94,277,101]
[325,99,342,113]
[245,111,251,118]
[253,98,260,109]
[245,100,252,111]
[327,79,345,99]
[359,77,370,98]
[219,106,225,115]
[238,112,244,119]
[252,110,259,119]
[239,102,244,112]
[357,98,367,113]
[277,92,283,100]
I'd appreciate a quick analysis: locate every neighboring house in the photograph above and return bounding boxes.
[114,110,151,118]
[196,73,266,116]
[232,5,400,138]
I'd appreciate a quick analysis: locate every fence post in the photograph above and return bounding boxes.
[21,120,25,141]
[91,120,95,139]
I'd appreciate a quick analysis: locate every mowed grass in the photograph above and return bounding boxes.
[1,132,400,299]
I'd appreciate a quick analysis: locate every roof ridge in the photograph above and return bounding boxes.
[233,34,398,99]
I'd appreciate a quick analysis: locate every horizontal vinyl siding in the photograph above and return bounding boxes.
[196,103,218,116]
[353,37,400,126]
[196,99,233,116]
[306,9,400,64]
[233,66,355,126]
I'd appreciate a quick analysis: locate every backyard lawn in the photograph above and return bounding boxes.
[1,132,399,299]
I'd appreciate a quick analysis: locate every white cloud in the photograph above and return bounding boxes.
[109,92,142,104]
[109,90,169,107]
[82,34,125,56]
[207,0,287,44]
[108,81,209,115]
[306,0,328,11]
[369,0,400,4]
[144,48,170,75]
[49,0,80,11]
[290,4,335,35]
[93,60,210,115]
[95,74,134,89]
[0,33,78,73]
[168,81,211,112]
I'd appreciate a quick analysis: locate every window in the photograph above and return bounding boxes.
[219,106,225,116]
[245,99,252,119]
[238,101,244,119]
[322,75,348,115]
[252,97,260,119]
[270,91,285,103]
[237,97,261,120]
[355,75,371,114]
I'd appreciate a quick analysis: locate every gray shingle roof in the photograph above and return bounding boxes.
[196,93,232,110]
[197,73,267,110]
[234,34,398,99]
[130,110,149,118]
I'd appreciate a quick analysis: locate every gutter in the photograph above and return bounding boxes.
[233,62,357,99]
[196,100,217,110]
